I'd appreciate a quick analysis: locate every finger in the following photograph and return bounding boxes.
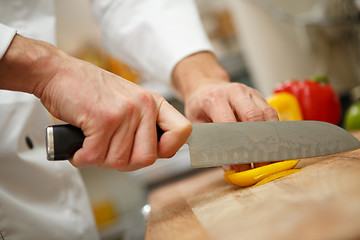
[251,89,279,121]
[125,110,158,171]
[71,125,114,168]
[229,85,265,122]
[157,100,192,158]
[185,105,211,123]
[101,118,137,170]
[102,91,158,171]
[206,100,237,123]
[201,89,237,123]
[232,164,251,172]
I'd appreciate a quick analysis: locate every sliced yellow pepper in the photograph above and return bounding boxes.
[267,92,303,121]
[253,169,302,187]
[224,169,236,185]
[224,160,299,187]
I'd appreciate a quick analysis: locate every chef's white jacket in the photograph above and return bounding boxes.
[0,0,212,239]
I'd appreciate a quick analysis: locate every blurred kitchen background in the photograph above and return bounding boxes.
[54,0,360,239]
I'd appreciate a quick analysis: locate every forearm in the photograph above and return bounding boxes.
[0,34,61,97]
[171,51,230,100]
[0,34,192,171]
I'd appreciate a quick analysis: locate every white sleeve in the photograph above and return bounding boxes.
[0,23,16,60]
[90,0,213,86]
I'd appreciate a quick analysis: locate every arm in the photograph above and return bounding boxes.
[90,0,278,171]
[172,52,278,123]
[90,0,277,123]
[172,52,279,171]
[0,34,191,171]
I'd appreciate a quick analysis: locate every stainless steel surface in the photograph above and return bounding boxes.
[46,126,55,160]
[187,121,360,168]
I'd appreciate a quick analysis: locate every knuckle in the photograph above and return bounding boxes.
[122,99,137,116]
[137,90,156,109]
[230,82,247,93]
[101,112,120,127]
[244,107,263,121]
[263,106,279,120]
[203,88,225,108]
[139,153,157,167]
[108,157,129,170]
[96,107,123,126]
[101,101,137,126]
[208,88,225,99]
[250,88,261,96]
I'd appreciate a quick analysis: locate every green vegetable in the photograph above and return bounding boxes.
[344,101,360,131]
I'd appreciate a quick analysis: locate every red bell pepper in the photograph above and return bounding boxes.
[273,76,341,125]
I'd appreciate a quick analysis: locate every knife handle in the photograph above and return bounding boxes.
[46,124,164,160]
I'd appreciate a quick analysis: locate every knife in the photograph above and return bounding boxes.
[46,121,360,168]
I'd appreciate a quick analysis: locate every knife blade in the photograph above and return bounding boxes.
[46,121,360,168]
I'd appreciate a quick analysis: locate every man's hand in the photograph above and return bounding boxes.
[172,52,278,172]
[183,82,278,123]
[0,35,192,171]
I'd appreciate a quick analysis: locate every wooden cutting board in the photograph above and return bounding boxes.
[145,132,360,240]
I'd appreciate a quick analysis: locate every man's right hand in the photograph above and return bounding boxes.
[0,34,192,171]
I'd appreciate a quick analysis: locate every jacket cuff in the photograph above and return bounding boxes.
[0,23,17,60]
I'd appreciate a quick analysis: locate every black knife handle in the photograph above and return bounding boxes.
[46,124,85,160]
[46,124,164,160]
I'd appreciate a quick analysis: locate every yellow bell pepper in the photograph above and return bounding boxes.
[224,160,299,187]
[267,92,303,121]
[253,169,302,187]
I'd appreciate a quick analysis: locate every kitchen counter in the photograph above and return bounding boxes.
[145,131,360,240]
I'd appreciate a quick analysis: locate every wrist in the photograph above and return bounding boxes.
[171,51,230,100]
[0,34,62,97]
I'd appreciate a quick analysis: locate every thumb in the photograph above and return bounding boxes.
[157,100,192,158]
